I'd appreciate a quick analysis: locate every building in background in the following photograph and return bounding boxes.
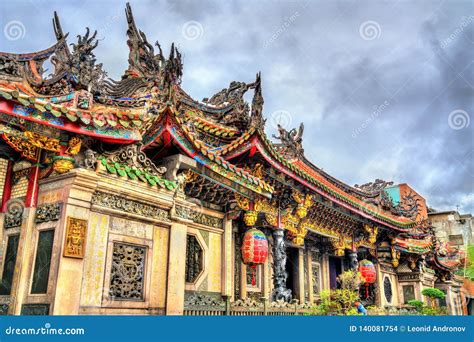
[429,210,473,249]
[429,210,473,315]
[0,4,465,316]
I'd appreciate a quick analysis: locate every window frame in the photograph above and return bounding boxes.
[102,234,152,309]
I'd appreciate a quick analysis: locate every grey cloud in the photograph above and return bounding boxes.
[1,0,472,212]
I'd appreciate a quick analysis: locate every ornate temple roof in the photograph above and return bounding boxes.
[0,3,429,232]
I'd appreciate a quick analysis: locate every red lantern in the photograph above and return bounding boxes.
[241,228,268,285]
[359,259,376,299]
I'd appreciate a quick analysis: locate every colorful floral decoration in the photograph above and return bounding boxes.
[241,228,268,285]
[359,259,376,299]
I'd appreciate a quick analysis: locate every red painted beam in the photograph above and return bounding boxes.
[24,162,41,208]
[0,100,138,144]
[1,160,13,212]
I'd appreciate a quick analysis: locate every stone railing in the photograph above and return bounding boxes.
[183,293,313,316]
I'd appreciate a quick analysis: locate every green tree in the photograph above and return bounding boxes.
[407,299,423,312]
[465,244,474,280]
[422,288,445,307]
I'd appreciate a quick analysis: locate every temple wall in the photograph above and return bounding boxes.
[184,225,223,294]
[435,280,464,315]
[0,164,466,315]
[378,263,400,307]
[0,167,228,315]
[0,159,8,204]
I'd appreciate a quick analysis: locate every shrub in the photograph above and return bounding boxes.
[337,269,362,291]
[420,306,446,315]
[422,288,445,307]
[310,270,362,316]
[407,300,424,312]
[334,270,361,314]
[345,307,361,316]
[421,306,438,315]
[422,288,445,300]
[311,290,333,315]
[332,288,360,314]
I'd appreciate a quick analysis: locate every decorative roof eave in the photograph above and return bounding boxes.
[142,106,273,199]
[183,110,240,138]
[432,255,461,271]
[221,129,415,230]
[393,236,433,254]
[98,156,178,191]
[0,85,145,143]
[218,126,383,200]
[177,87,236,116]
[0,36,68,62]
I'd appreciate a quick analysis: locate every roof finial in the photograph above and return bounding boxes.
[52,11,66,41]
[251,72,265,129]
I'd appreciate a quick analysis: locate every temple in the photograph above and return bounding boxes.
[0,4,467,315]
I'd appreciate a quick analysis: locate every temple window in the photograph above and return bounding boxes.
[383,276,393,304]
[109,243,146,300]
[185,235,203,283]
[438,289,447,307]
[402,284,415,303]
[448,234,463,246]
[31,230,54,294]
[0,234,20,295]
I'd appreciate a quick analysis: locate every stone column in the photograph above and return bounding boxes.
[52,169,99,314]
[12,154,48,314]
[221,215,233,297]
[321,254,330,290]
[307,251,314,303]
[271,229,292,302]
[166,222,187,315]
[11,207,36,315]
[262,256,271,300]
[297,248,305,304]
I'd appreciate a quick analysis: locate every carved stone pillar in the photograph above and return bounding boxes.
[221,215,233,297]
[297,248,305,304]
[271,229,292,302]
[166,221,188,315]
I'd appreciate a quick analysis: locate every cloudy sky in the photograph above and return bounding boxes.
[1,0,473,213]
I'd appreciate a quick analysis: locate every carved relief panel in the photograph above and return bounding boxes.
[63,217,87,258]
[109,243,146,300]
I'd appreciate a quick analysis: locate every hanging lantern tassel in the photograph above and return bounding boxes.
[251,265,257,286]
